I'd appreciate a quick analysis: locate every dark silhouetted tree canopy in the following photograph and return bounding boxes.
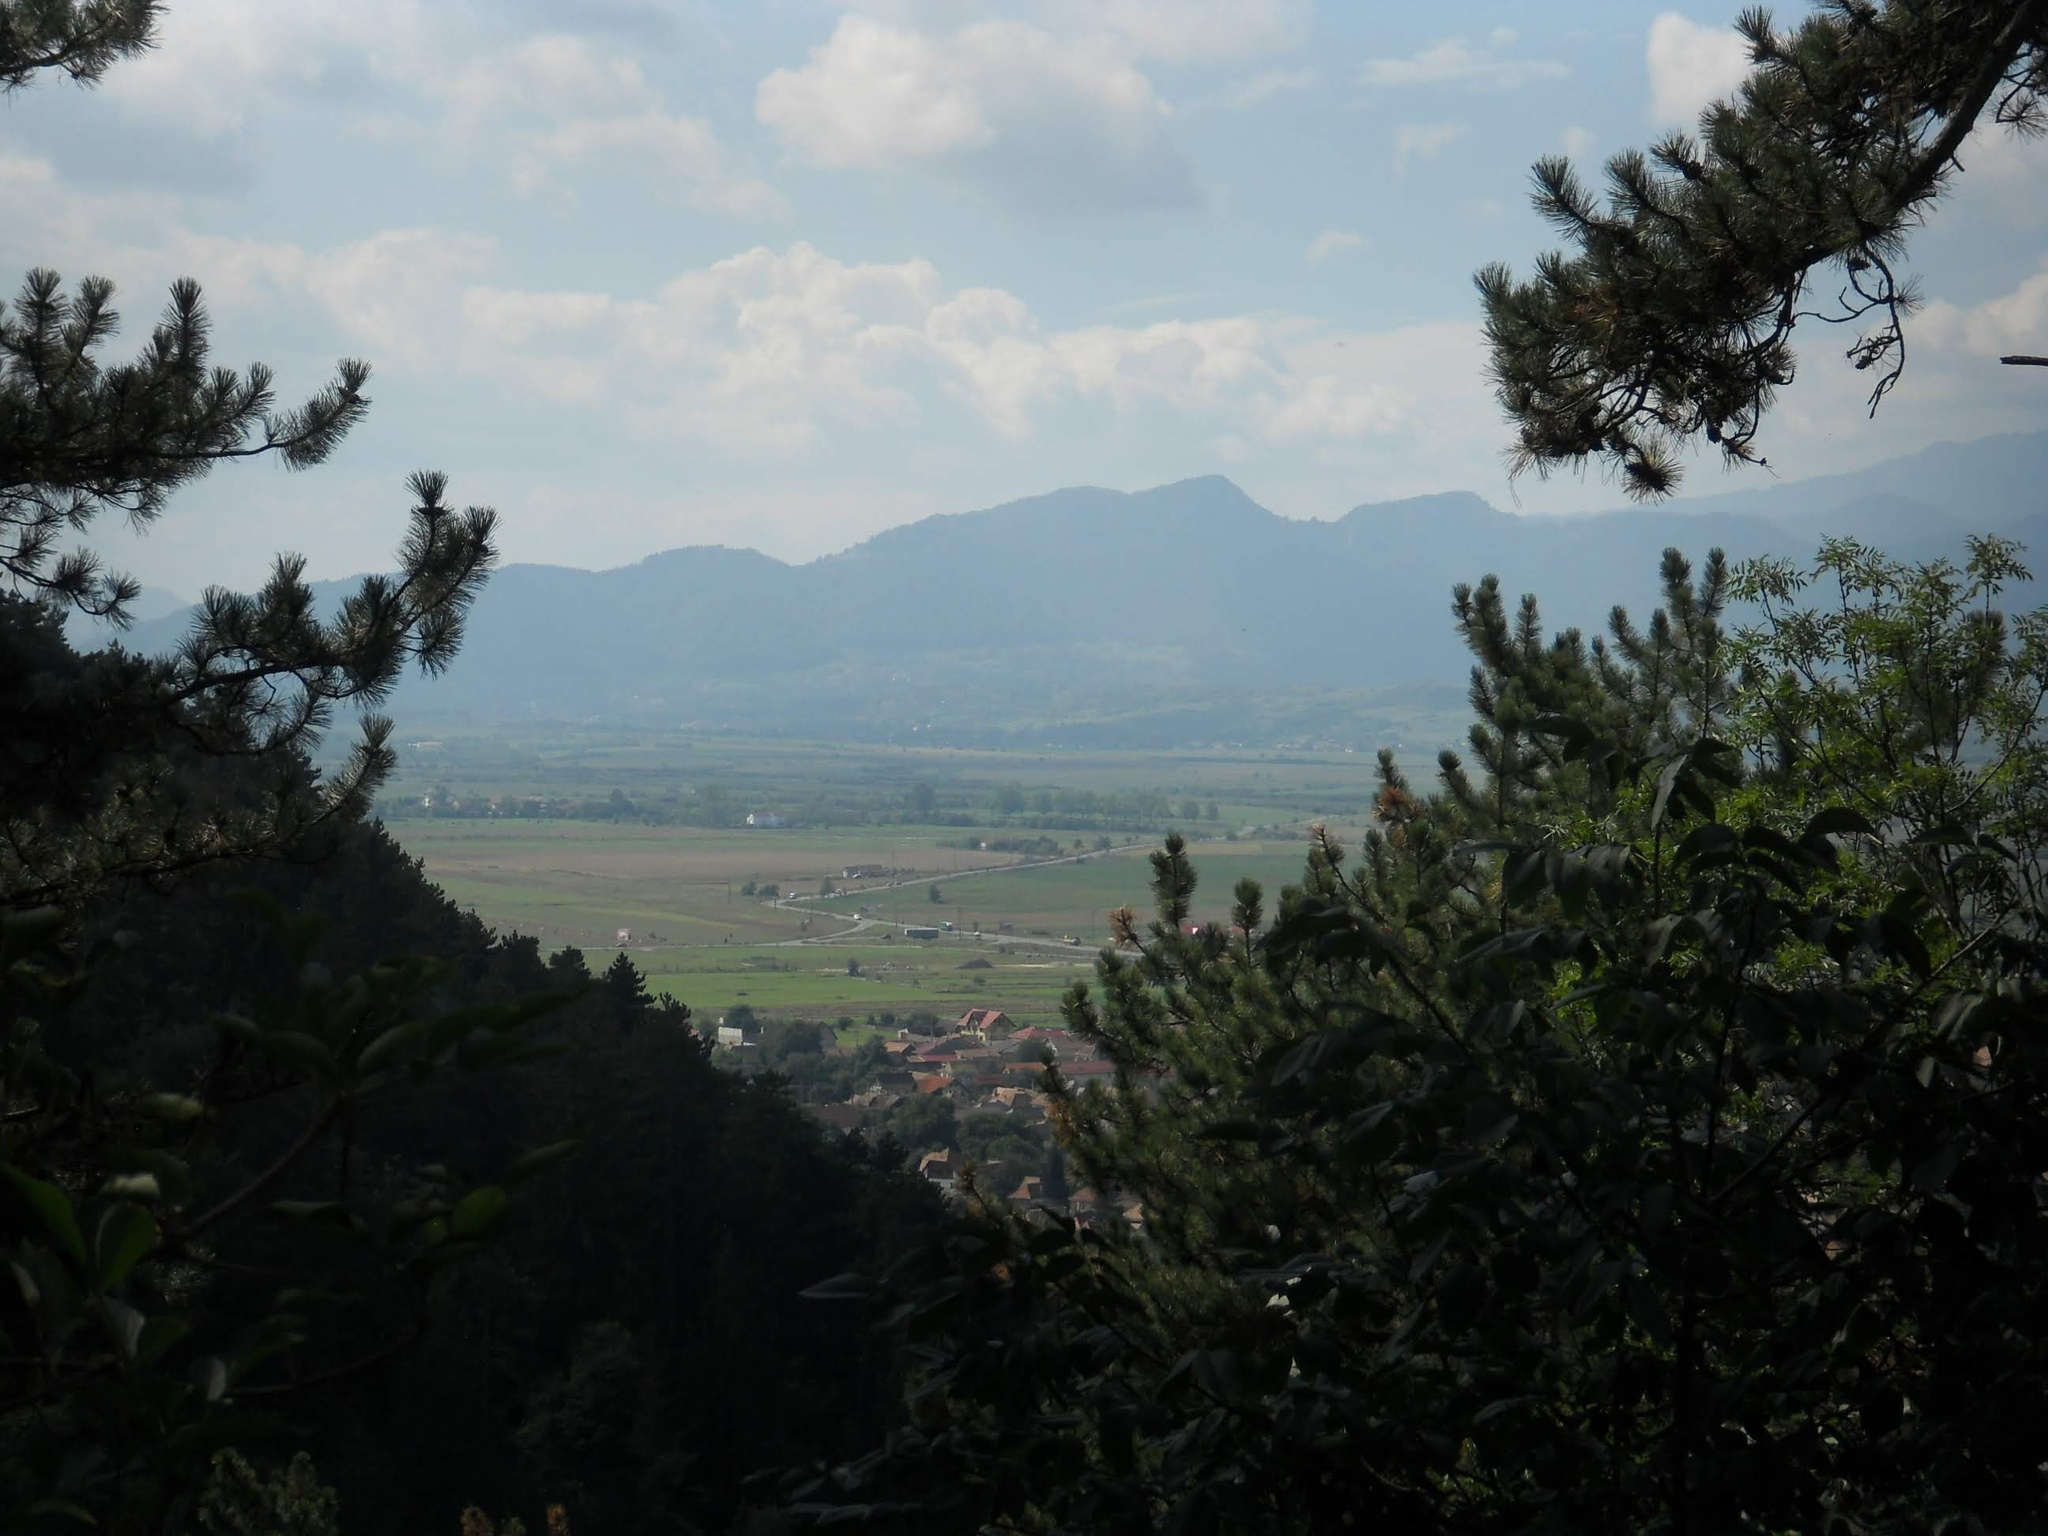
[806,539,2048,1534]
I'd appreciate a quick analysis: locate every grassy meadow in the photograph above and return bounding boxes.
[383,733,1377,1027]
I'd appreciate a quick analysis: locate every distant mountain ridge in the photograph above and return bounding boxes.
[114,430,2048,748]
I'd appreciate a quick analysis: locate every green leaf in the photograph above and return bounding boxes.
[93,1202,157,1290]
[1503,847,1548,905]
[1801,806,1875,843]
[5,1168,86,1270]
[1650,755,1688,829]
[449,1184,508,1238]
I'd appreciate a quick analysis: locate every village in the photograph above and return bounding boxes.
[714,1004,1141,1228]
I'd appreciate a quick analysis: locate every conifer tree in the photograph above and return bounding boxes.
[0,4,498,907]
[0,13,537,1528]
[1479,1,2048,496]
[806,541,2048,1534]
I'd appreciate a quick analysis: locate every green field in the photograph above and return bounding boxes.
[392,820,1331,1027]
[384,735,1373,1028]
[816,839,1318,938]
[388,819,1067,948]
[636,942,1094,1030]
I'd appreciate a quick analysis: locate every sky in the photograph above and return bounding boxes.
[6,0,2047,597]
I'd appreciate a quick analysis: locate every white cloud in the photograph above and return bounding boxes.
[203,233,1462,458]
[1306,229,1366,263]
[90,5,781,214]
[1646,13,1751,126]
[756,15,1195,210]
[1560,124,1596,159]
[98,0,400,137]
[306,230,502,366]
[756,17,995,166]
[1395,122,1466,171]
[437,35,784,214]
[1221,67,1318,110]
[1360,38,1567,91]
[1919,259,2048,359]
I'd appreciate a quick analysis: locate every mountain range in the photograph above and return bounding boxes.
[111,429,2048,749]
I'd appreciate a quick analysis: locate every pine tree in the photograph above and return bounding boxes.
[601,951,650,1033]
[0,0,154,91]
[0,6,498,907]
[1479,1,2048,496]
[807,541,2048,1534]
[0,14,535,1528]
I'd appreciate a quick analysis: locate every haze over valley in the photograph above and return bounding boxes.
[111,428,2048,747]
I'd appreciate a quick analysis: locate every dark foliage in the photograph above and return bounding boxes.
[801,540,2048,1534]
[1480,1,2048,496]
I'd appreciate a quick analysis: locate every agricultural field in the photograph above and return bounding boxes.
[383,736,1374,1029]
[811,839,1319,940]
[389,820,1051,949]
[636,942,1094,1031]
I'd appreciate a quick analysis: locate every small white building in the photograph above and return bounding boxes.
[746,812,789,829]
[715,1018,760,1049]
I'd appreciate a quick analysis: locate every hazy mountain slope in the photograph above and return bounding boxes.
[110,431,2048,745]
[1636,429,2043,536]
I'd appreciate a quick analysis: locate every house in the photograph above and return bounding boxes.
[954,1007,1013,1039]
[1059,1059,1116,1079]
[715,1020,760,1049]
[917,1149,957,1191]
[615,927,632,946]
[872,1070,917,1094]
[911,1072,954,1096]
[1068,1186,1104,1219]
[1008,1175,1046,1208]
[745,811,789,828]
[903,924,941,940]
[842,864,889,880]
[980,1086,1046,1121]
